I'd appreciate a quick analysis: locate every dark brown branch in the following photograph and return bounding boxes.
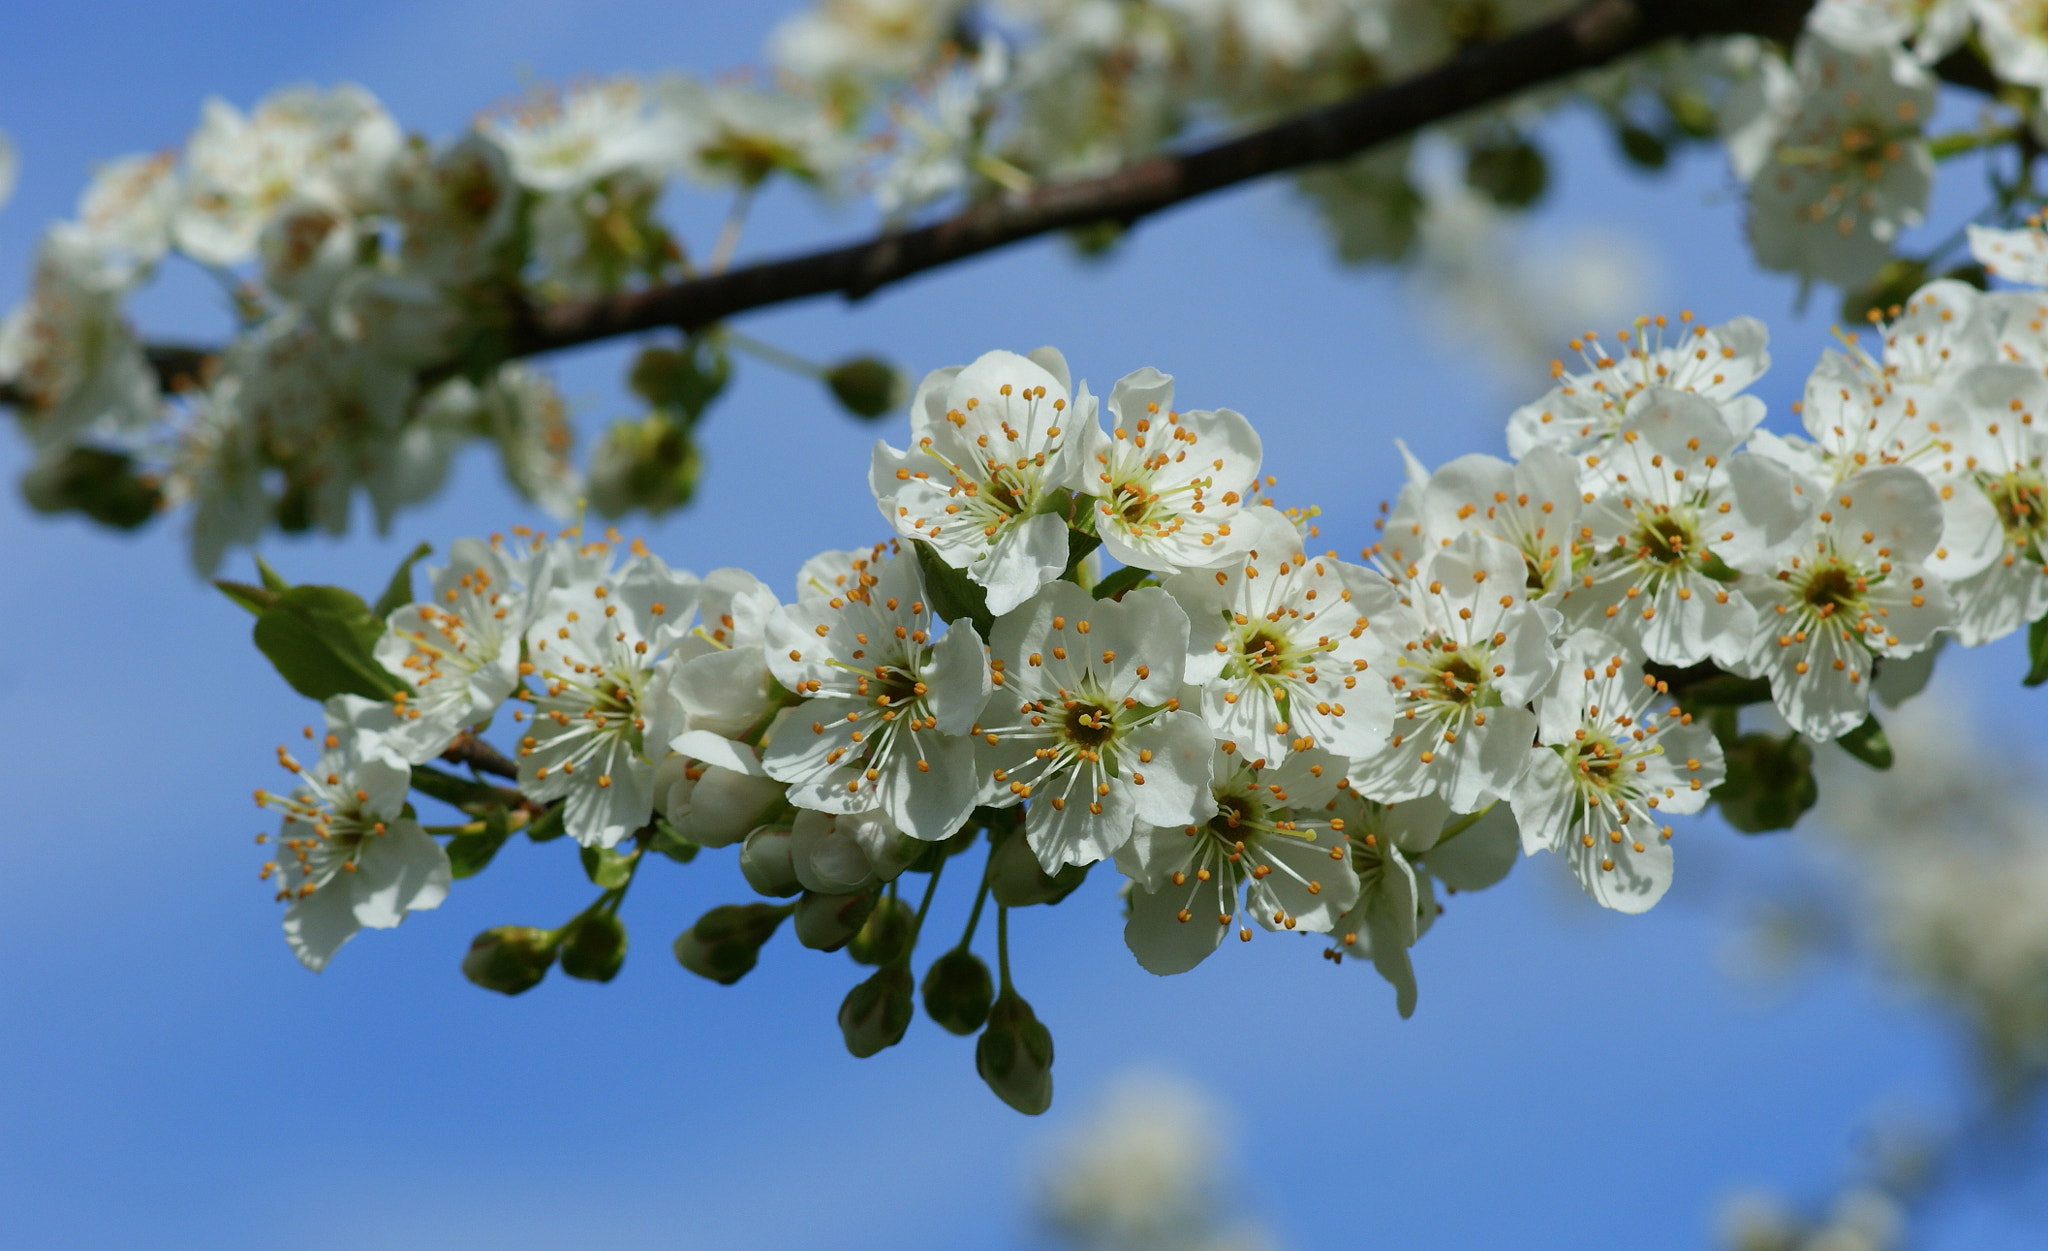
[511,0,1814,356]
[442,731,519,780]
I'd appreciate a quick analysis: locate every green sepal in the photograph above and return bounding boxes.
[912,540,995,639]
[252,585,409,702]
[214,580,277,617]
[580,844,639,888]
[1697,551,1741,584]
[2025,615,2048,687]
[651,818,700,863]
[1091,565,1152,601]
[447,806,514,880]
[254,554,292,593]
[1835,716,1894,770]
[371,542,434,622]
[526,805,567,843]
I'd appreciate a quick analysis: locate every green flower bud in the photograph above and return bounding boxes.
[847,894,916,966]
[1616,124,1667,170]
[988,831,1089,908]
[20,447,161,530]
[1662,90,1718,139]
[921,947,994,1036]
[558,911,628,983]
[1715,732,1818,834]
[739,824,802,898]
[672,902,792,985]
[794,889,877,952]
[626,339,729,418]
[838,964,915,1058]
[975,988,1054,1115]
[461,925,557,995]
[824,356,909,420]
[1464,137,1548,209]
[586,412,701,519]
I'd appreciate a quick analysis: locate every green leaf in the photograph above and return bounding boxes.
[214,579,277,617]
[1835,716,1894,770]
[371,542,434,621]
[1715,732,1819,834]
[1091,565,1152,601]
[254,554,292,593]
[252,585,407,701]
[1676,674,1774,707]
[447,806,513,879]
[580,844,639,888]
[912,540,995,639]
[2026,615,2048,687]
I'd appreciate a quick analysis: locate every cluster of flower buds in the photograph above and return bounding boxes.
[237,222,2048,1110]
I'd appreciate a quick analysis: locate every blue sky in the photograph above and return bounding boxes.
[2,3,2045,1247]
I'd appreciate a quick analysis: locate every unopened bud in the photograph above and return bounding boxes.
[824,356,909,420]
[976,988,1054,1114]
[627,341,729,416]
[461,925,557,995]
[988,831,1089,907]
[1464,137,1547,209]
[660,754,784,849]
[672,902,791,985]
[794,889,877,952]
[921,947,994,1035]
[586,412,700,519]
[838,964,915,1058]
[791,808,879,895]
[739,823,802,898]
[559,910,628,982]
[847,894,916,966]
[20,447,161,530]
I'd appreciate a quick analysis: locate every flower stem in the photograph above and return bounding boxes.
[996,903,1013,993]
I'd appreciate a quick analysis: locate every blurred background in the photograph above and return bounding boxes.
[1,2,2045,1247]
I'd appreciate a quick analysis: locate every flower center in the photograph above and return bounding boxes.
[1799,563,1861,616]
[1988,468,2048,548]
[1634,513,1695,566]
[1242,629,1288,676]
[1063,702,1116,747]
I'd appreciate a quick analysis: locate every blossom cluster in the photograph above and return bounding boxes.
[244,221,2048,1066]
[21,0,2034,571]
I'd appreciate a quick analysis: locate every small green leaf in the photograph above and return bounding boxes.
[1091,565,1152,601]
[2026,615,2048,687]
[912,540,995,638]
[214,579,277,617]
[1062,527,1101,582]
[371,542,434,621]
[447,806,514,879]
[580,844,639,888]
[1835,716,1894,770]
[1677,674,1774,707]
[252,585,407,702]
[254,554,292,593]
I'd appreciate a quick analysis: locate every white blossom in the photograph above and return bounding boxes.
[1729,465,1953,740]
[1560,388,1808,670]
[1511,632,1724,913]
[1507,312,1769,468]
[1348,533,1557,813]
[258,697,452,971]
[1080,366,1268,573]
[977,581,1215,870]
[0,227,159,450]
[1165,526,1396,763]
[764,551,990,840]
[871,347,1097,615]
[374,537,539,763]
[1117,746,1357,975]
[517,550,702,848]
